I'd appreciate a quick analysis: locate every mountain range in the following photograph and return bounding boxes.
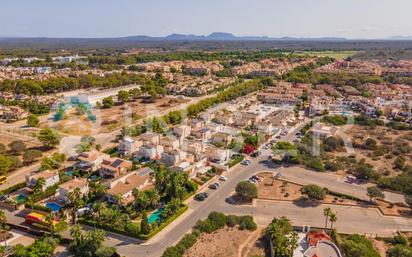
[121,32,347,41]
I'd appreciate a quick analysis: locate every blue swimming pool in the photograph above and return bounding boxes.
[46,202,63,212]
[66,170,73,176]
[148,208,164,224]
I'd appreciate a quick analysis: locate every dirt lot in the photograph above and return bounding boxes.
[184,227,265,257]
[0,133,40,149]
[257,172,359,206]
[333,125,412,177]
[44,97,188,136]
[257,172,411,216]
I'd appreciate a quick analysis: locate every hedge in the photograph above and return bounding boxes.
[78,218,140,238]
[25,204,52,213]
[0,182,26,195]
[139,205,188,240]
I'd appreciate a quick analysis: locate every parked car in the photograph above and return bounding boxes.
[251,151,261,157]
[209,183,220,190]
[241,160,251,165]
[251,175,262,182]
[219,176,228,181]
[194,192,209,201]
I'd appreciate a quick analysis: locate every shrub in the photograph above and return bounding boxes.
[302,184,326,200]
[341,234,380,257]
[235,181,257,200]
[162,246,183,257]
[125,222,140,237]
[226,215,241,227]
[195,219,215,233]
[239,216,257,231]
[208,212,227,229]
[176,233,198,251]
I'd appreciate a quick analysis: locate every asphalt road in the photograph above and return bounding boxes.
[101,121,411,257]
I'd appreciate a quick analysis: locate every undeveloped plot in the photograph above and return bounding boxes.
[184,227,255,257]
[257,172,302,201]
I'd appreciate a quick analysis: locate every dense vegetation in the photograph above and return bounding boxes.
[0,72,152,95]
[162,212,257,257]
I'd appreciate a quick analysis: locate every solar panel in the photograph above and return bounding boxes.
[111,159,123,168]
[139,168,152,176]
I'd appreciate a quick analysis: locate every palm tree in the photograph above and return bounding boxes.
[323,207,332,229]
[33,177,46,193]
[45,212,55,236]
[329,212,337,230]
[67,188,83,224]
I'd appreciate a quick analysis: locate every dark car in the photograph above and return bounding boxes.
[251,151,261,157]
[194,192,209,201]
[209,183,220,190]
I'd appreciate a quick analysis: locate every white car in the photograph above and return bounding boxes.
[219,176,228,181]
[241,160,251,166]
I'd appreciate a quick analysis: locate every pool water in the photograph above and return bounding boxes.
[15,194,27,204]
[66,170,73,176]
[46,202,63,212]
[147,208,164,224]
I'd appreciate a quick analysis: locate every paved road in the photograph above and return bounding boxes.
[0,162,41,191]
[101,121,411,256]
[104,150,412,257]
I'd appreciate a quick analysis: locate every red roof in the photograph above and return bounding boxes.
[307,231,332,246]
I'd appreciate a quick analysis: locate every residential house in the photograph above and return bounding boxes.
[77,150,110,171]
[211,132,233,146]
[181,140,204,156]
[98,158,132,178]
[205,146,230,163]
[26,170,60,191]
[139,132,161,145]
[303,231,342,257]
[160,136,181,149]
[160,148,187,166]
[173,125,192,139]
[135,143,164,161]
[106,167,154,205]
[191,128,212,142]
[58,178,89,204]
[309,123,339,138]
[118,136,142,157]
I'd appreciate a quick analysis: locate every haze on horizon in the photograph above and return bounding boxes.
[1,0,412,39]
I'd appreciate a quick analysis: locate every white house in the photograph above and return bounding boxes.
[26,170,60,191]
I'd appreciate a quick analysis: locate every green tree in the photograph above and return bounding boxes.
[235,181,257,200]
[329,212,337,229]
[102,96,114,108]
[141,211,151,235]
[367,186,384,203]
[302,184,326,201]
[117,90,129,103]
[33,177,46,193]
[38,128,60,148]
[323,207,332,229]
[8,140,26,154]
[0,155,13,175]
[27,114,40,127]
[23,149,42,164]
[264,217,299,257]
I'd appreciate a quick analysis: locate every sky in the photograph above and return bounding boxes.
[1,0,412,39]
